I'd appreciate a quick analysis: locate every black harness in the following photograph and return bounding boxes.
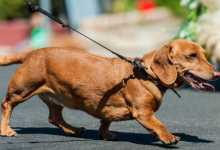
[23,0,180,98]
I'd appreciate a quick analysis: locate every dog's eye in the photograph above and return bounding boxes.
[189,54,197,58]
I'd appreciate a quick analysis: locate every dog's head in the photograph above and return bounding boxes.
[151,39,220,91]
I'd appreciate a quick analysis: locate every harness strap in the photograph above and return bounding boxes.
[23,0,180,98]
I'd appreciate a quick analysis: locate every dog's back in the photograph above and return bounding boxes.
[0,47,133,119]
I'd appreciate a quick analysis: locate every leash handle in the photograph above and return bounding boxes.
[24,0,66,27]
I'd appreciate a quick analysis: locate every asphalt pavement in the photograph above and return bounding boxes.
[0,65,220,150]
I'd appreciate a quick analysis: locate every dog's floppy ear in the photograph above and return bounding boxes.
[151,45,177,85]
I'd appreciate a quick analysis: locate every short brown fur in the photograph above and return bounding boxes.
[0,39,219,145]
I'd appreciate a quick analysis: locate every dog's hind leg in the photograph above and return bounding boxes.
[1,63,44,137]
[1,98,19,137]
[99,120,119,141]
[39,94,85,137]
[1,83,43,137]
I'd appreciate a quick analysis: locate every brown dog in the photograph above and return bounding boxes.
[0,39,219,146]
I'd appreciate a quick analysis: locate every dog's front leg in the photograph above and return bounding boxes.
[135,109,180,146]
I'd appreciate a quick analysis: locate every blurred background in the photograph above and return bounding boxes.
[1,0,220,67]
[0,0,187,56]
[2,2,220,149]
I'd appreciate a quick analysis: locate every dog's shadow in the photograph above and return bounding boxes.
[13,127,213,148]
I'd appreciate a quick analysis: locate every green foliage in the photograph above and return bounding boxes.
[173,1,207,41]
[165,0,209,59]
[111,0,136,13]
[0,0,65,20]
[0,0,39,20]
[51,0,66,17]
[155,0,189,16]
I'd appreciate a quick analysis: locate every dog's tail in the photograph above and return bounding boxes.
[0,53,26,66]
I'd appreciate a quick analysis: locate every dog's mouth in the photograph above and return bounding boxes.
[184,72,215,91]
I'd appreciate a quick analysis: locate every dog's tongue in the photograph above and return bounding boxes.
[196,77,215,91]
[203,83,215,91]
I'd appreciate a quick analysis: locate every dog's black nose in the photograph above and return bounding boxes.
[213,71,220,80]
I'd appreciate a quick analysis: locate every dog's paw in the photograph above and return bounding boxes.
[1,127,18,137]
[160,134,180,146]
[66,127,85,137]
[99,131,119,141]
